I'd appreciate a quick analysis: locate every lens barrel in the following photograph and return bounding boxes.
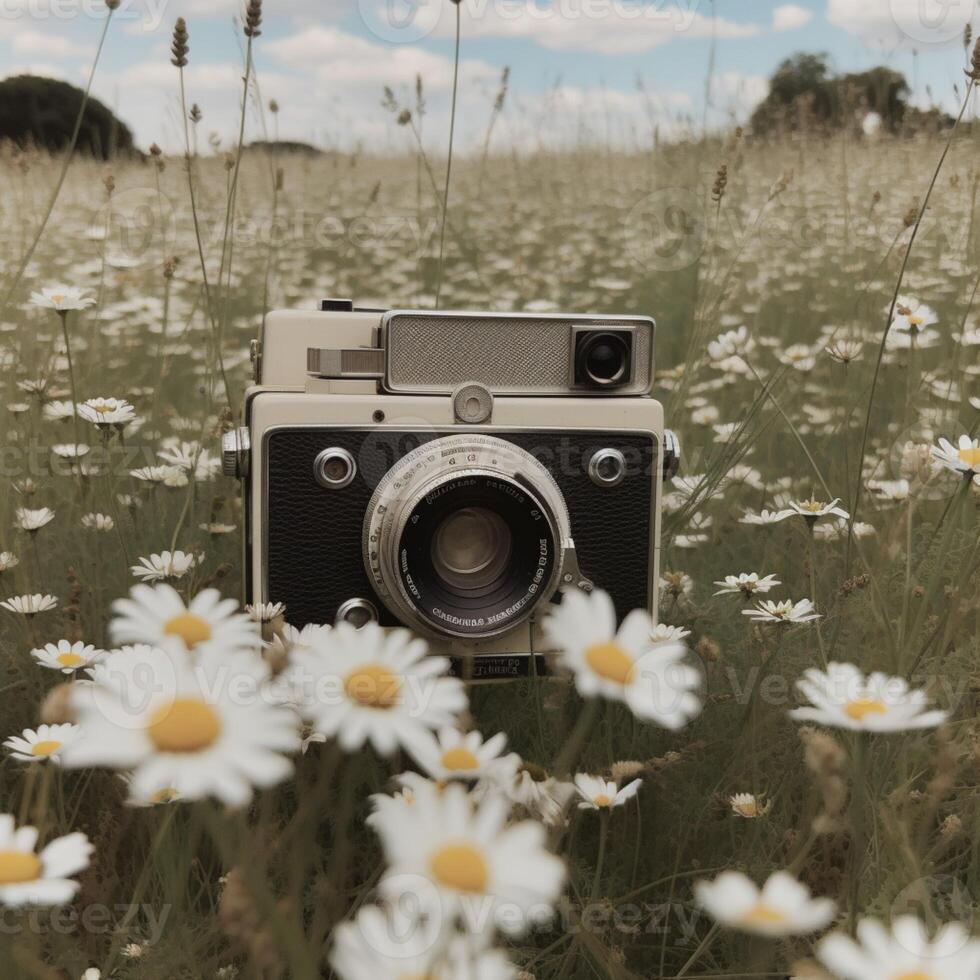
[364,435,571,639]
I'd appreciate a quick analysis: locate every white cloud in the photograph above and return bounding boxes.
[361,0,764,54]
[772,4,812,32]
[711,71,769,114]
[827,0,974,48]
[11,29,85,57]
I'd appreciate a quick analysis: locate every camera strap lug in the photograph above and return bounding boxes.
[559,538,594,594]
[307,347,385,380]
[662,429,681,482]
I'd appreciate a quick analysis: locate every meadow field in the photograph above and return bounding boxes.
[0,46,979,980]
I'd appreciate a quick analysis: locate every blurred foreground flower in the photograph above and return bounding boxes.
[819,915,980,979]
[695,870,835,937]
[63,643,299,807]
[0,814,93,907]
[790,663,949,732]
[373,782,565,937]
[545,589,702,729]
[283,622,466,755]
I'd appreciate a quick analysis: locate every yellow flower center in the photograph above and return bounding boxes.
[50,295,65,305]
[56,653,85,668]
[740,903,787,926]
[957,447,980,467]
[147,699,221,753]
[150,788,179,804]
[593,793,612,807]
[844,698,888,721]
[908,315,924,327]
[92,404,112,414]
[584,643,634,686]
[429,843,488,894]
[441,747,480,771]
[344,664,401,708]
[892,973,934,980]
[31,740,61,757]
[733,800,759,817]
[0,851,42,885]
[163,613,212,650]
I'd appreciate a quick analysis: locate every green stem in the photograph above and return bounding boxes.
[434,2,461,309]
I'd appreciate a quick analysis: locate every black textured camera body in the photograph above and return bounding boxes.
[262,427,657,631]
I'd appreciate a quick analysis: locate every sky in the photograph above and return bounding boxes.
[0,0,977,152]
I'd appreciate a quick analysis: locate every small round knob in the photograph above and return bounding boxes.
[588,448,627,488]
[314,448,357,489]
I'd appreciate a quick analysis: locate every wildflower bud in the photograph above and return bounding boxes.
[40,682,77,725]
[171,18,189,68]
[695,636,720,663]
[610,760,644,783]
[163,256,179,280]
[103,174,115,196]
[397,109,412,126]
[244,0,262,37]
[105,0,120,8]
[269,99,279,114]
[968,37,980,82]
[711,163,728,203]
[939,814,962,840]
[149,143,162,156]
[275,167,284,192]
[190,104,202,124]
[903,199,920,228]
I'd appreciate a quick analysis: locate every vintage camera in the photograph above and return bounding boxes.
[224,301,678,677]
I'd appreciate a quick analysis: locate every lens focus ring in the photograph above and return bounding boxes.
[363,435,572,640]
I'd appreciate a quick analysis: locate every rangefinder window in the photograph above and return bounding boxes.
[573,328,635,389]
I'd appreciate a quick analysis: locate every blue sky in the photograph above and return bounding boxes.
[0,0,975,150]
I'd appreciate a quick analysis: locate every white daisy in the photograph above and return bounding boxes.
[4,724,81,763]
[282,623,467,756]
[544,589,702,729]
[740,509,789,525]
[789,662,949,732]
[373,782,566,937]
[130,551,201,583]
[245,602,286,624]
[1,594,58,615]
[331,903,516,980]
[818,915,980,980]
[62,644,299,807]
[573,773,642,810]
[492,770,576,828]
[77,397,137,429]
[130,465,188,487]
[0,552,20,573]
[931,435,980,476]
[729,793,771,818]
[81,513,114,532]
[30,286,96,312]
[780,498,851,523]
[694,870,836,937]
[110,584,261,656]
[42,400,76,422]
[714,573,781,597]
[31,640,103,673]
[650,623,691,643]
[890,296,938,335]
[742,598,821,624]
[15,507,55,532]
[158,441,222,480]
[411,728,520,784]
[0,814,93,906]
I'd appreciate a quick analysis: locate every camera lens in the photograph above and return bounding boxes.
[364,435,572,640]
[431,507,513,594]
[576,331,632,388]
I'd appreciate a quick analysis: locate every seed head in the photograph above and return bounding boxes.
[244,0,262,38]
[397,109,412,126]
[105,0,120,8]
[190,104,203,124]
[711,163,728,204]
[968,38,980,82]
[269,99,279,115]
[171,18,189,68]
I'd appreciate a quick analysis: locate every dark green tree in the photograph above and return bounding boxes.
[0,75,135,159]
